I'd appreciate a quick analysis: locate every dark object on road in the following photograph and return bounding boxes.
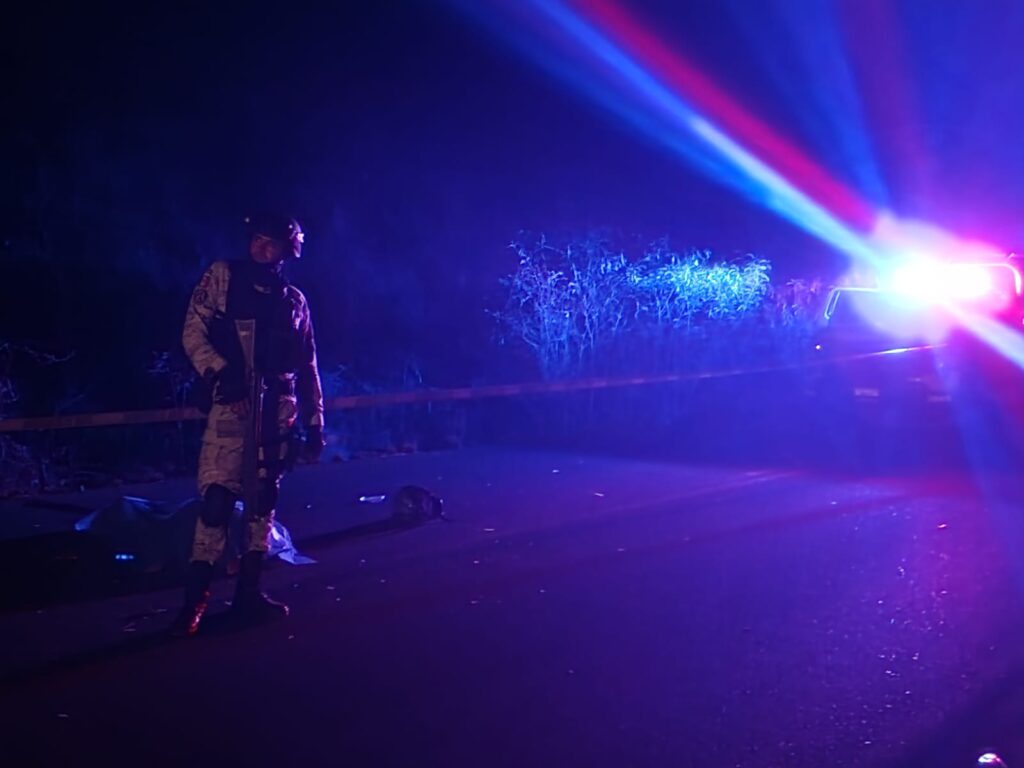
[391,485,446,526]
[75,496,196,575]
[76,496,313,571]
[0,496,196,611]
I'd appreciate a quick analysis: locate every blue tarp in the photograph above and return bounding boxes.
[75,496,315,571]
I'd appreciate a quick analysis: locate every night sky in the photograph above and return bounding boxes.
[5,0,1024,412]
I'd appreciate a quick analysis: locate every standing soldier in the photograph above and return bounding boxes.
[171,214,325,636]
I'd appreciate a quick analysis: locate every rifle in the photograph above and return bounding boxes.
[234,319,263,519]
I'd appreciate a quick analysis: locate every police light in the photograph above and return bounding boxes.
[883,261,1021,310]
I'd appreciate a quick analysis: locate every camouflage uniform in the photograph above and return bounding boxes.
[182,259,324,564]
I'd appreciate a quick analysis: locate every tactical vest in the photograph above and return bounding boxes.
[213,260,306,378]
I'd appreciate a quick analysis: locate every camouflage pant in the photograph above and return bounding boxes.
[191,395,298,564]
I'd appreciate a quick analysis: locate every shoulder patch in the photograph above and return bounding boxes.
[192,261,230,309]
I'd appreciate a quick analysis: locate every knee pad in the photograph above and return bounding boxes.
[201,484,237,527]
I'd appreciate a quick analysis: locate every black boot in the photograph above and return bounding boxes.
[230,552,289,622]
[170,561,214,637]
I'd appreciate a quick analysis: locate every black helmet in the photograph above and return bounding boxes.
[244,213,304,259]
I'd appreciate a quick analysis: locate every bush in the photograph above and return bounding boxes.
[491,233,814,379]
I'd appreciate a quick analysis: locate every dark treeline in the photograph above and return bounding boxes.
[2,1,845,420]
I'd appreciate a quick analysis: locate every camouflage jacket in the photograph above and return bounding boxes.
[182,260,325,429]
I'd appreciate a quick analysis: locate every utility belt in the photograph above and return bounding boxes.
[194,371,297,416]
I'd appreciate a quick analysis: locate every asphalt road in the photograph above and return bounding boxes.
[2,448,1023,767]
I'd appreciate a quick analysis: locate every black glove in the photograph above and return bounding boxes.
[302,426,325,463]
[213,365,247,405]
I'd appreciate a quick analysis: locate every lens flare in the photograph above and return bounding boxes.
[457,0,1024,362]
